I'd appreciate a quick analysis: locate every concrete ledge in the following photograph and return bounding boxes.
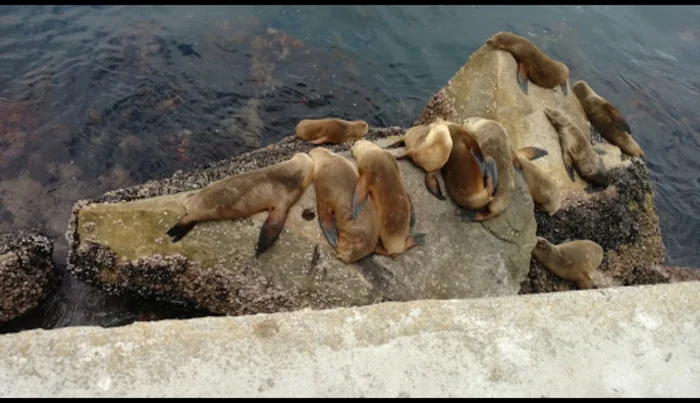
[1,282,698,397]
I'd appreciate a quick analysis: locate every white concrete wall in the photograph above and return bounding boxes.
[1,282,699,397]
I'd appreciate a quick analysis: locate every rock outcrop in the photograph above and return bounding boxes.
[0,231,56,323]
[66,127,537,316]
[412,40,672,292]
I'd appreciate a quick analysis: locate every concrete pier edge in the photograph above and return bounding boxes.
[1,281,698,397]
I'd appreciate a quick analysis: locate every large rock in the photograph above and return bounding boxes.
[0,231,56,324]
[412,41,671,292]
[66,127,537,316]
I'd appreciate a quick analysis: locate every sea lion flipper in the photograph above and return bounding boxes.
[308,137,330,145]
[407,192,417,229]
[603,103,631,134]
[318,207,339,249]
[255,207,288,257]
[387,147,409,159]
[484,158,499,196]
[407,233,426,248]
[560,83,568,97]
[425,172,445,201]
[517,62,529,95]
[385,138,406,149]
[167,218,195,243]
[351,170,371,220]
[457,208,477,223]
[517,146,549,161]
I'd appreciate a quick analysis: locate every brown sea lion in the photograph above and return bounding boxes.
[440,120,498,215]
[166,153,315,257]
[532,236,605,289]
[486,31,570,96]
[572,80,644,158]
[511,146,561,215]
[308,147,380,264]
[544,107,611,188]
[350,140,425,259]
[459,117,516,222]
[385,118,454,200]
[296,118,369,145]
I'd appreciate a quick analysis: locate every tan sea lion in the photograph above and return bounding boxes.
[511,146,561,215]
[166,153,315,257]
[296,118,369,145]
[460,117,516,222]
[544,107,611,188]
[440,120,498,215]
[385,118,454,200]
[532,236,605,289]
[350,139,425,259]
[486,31,570,96]
[308,147,380,264]
[572,80,644,158]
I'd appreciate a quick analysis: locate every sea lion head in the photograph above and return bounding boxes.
[351,139,380,160]
[486,31,519,50]
[354,120,370,137]
[572,80,591,99]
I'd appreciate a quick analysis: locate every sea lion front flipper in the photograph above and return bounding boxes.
[603,103,631,134]
[351,170,372,220]
[560,83,568,97]
[405,233,426,251]
[457,208,478,223]
[561,150,575,182]
[407,192,417,229]
[167,218,196,243]
[318,206,339,249]
[255,206,289,257]
[517,146,549,161]
[387,147,409,159]
[484,157,499,196]
[385,138,406,149]
[308,137,330,145]
[424,172,445,201]
[517,62,529,95]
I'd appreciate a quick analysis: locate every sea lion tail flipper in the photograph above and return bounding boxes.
[603,103,632,134]
[424,172,445,201]
[484,158,499,196]
[318,207,339,249]
[351,170,371,220]
[167,218,195,243]
[255,206,289,257]
[561,83,568,97]
[517,146,549,161]
[517,62,529,95]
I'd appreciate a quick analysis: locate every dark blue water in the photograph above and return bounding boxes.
[1,5,698,330]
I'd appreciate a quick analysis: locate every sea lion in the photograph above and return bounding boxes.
[486,31,570,96]
[511,146,561,215]
[296,118,369,145]
[308,147,380,264]
[572,80,644,158]
[166,153,315,257]
[532,236,605,290]
[386,119,454,200]
[544,107,611,188]
[439,120,498,213]
[350,139,425,259]
[459,117,515,222]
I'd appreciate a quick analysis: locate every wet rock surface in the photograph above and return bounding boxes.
[67,128,537,316]
[0,231,56,323]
